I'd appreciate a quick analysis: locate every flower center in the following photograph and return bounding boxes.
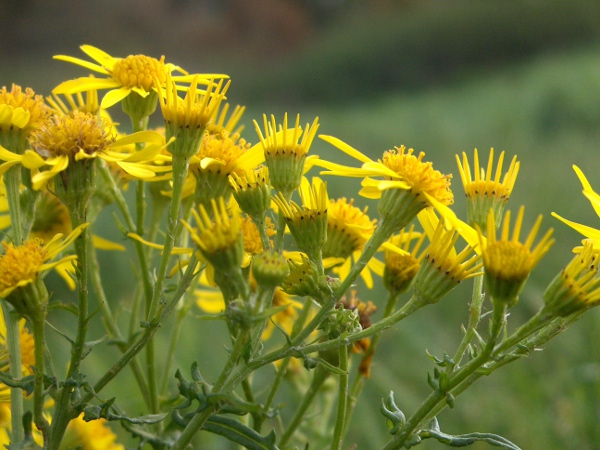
[0,240,46,293]
[382,146,454,206]
[111,54,166,92]
[485,241,532,281]
[197,131,250,174]
[29,111,113,159]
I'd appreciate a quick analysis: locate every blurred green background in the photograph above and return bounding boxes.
[3,0,600,448]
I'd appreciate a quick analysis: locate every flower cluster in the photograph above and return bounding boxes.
[0,44,598,450]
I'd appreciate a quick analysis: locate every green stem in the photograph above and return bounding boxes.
[331,344,349,450]
[88,243,151,409]
[79,253,199,406]
[257,298,313,433]
[30,314,50,443]
[334,217,398,300]
[171,327,252,450]
[159,301,189,395]
[381,301,507,450]
[278,366,329,447]
[452,274,485,367]
[47,205,91,450]
[3,163,26,443]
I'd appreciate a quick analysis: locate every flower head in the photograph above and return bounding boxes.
[323,198,382,288]
[190,129,262,209]
[184,197,244,272]
[158,74,230,158]
[456,148,519,229]
[229,166,272,220]
[383,226,427,295]
[254,114,319,196]
[273,177,328,258]
[413,218,482,306]
[479,206,554,306]
[53,45,226,110]
[543,241,600,317]
[0,85,51,137]
[318,135,452,230]
[0,223,87,299]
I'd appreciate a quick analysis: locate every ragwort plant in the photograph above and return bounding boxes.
[0,45,598,449]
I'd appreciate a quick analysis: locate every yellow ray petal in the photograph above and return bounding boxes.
[100,88,132,109]
[319,134,372,164]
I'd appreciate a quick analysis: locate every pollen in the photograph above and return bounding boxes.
[0,240,46,294]
[29,111,113,159]
[111,54,166,92]
[382,146,453,206]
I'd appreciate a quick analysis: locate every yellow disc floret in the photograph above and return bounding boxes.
[111,54,166,92]
[0,84,51,132]
[382,146,453,206]
[0,240,46,295]
[30,111,113,159]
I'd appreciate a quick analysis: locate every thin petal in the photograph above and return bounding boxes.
[319,135,372,164]
[79,45,116,68]
[92,235,125,251]
[101,88,132,109]
[53,55,109,74]
[53,77,120,94]
[551,212,600,243]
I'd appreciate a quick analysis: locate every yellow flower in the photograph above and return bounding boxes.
[323,198,383,288]
[0,112,168,189]
[543,241,600,317]
[383,225,427,295]
[0,84,51,135]
[0,315,35,402]
[53,45,225,110]
[0,223,88,298]
[60,413,124,450]
[229,166,272,220]
[413,212,482,305]
[189,129,263,209]
[456,148,519,229]
[552,165,600,252]
[479,206,554,306]
[273,177,328,258]
[183,197,245,273]
[158,73,231,159]
[318,135,452,232]
[254,114,319,195]
[319,135,453,206]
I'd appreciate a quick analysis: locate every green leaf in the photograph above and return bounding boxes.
[204,415,280,450]
[418,418,522,449]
